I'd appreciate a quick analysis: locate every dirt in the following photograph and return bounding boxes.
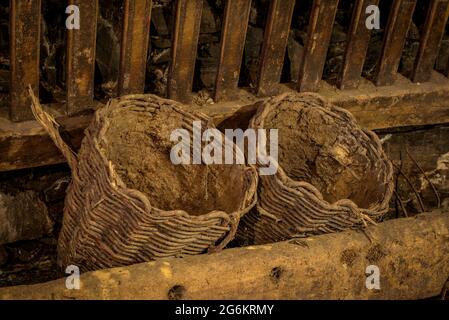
[262,95,391,209]
[103,103,249,216]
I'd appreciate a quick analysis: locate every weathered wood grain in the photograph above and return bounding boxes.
[0,211,448,300]
[168,0,203,103]
[66,0,99,114]
[375,0,416,86]
[298,0,339,92]
[118,0,152,95]
[9,0,41,122]
[214,0,252,101]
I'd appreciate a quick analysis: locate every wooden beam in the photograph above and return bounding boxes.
[412,0,449,83]
[214,0,252,101]
[338,0,379,90]
[0,110,93,172]
[9,0,41,122]
[298,0,339,92]
[256,0,295,96]
[3,74,449,172]
[375,0,416,86]
[66,0,98,115]
[118,0,152,95]
[1,211,448,299]
[168,0,203,104]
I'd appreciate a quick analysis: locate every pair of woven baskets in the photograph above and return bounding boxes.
[30,91,258,272]
[31,90,393,271]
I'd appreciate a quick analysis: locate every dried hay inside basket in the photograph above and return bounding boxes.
[30,91,258,271]
[237,93,394,245]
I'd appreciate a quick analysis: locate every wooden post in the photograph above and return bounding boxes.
[338,0,379,90]
[374,0,416,86]
[298,0,339,92]
[66,0,98,115]
[0,211,448,300]
[118,0,152,96]
[214,0,252,101]
[168,0,203,104]
[9,0,41,122]
[256,0,295,96]
[412,0,449,83]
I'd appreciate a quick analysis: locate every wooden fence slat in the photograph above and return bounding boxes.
[298,0,339,92]
[168,0,203,104]
[256,0,295,96]
[214,0,252,101]
[9,0,41,122]
[338,0,379,90]
[66,0,98,115]
[412,0,449,83]
[374,0,416,86]
[118,0,152,95]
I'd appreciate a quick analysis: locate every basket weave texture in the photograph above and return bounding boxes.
[31,92,258,271]
[237,93,394,244]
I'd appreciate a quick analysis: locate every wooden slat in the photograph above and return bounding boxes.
[66,0,98,115]
[9,0,41,122]
[338,0,379,90]
[374,0,416,86]
[256,0,295,96]
[4,75,449,172]
[214,0,252,101]
[298,0,339,92]
[412,0,449,83]
[168,0,203,104]
[118,0,152,96]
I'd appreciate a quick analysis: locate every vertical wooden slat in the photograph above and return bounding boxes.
[256,0,295,96]
[298,0,339,92]
[168,0,203,104]
[374,0,416,86]
[412,0,449,83]
[9,0,41,122]
[66,0,98,115]
[118,0,152,96]
[214,0,252,101]
[338,0,379,90]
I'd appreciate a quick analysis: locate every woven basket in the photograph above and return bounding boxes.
[237,93,394,245]
[30,91,258,271]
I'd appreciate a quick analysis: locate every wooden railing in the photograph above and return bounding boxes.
[6,0,449,122]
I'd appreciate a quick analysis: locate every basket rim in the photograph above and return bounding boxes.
[88,93,259,222]
[250,92,394,217]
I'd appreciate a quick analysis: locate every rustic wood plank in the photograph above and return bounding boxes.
[118,0,152,95]
[4,75,449,172]
[338,0,379,90]
[298,0,339,92]
[66,0,98,115]
[214,0,252,101]
[9,0,41,122]
[374,0,416,86]
[412,0,449,83]
[168,0,203,104]
[0,110,93,172]
[256,0,295,96]
[1,211,448,300]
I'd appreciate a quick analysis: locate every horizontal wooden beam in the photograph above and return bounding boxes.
[2,74,449,172]
[0,211,448,299]
[0,110,93,172]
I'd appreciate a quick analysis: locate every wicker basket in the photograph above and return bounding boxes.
[237,93,394,245]
[30,91,258,271]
